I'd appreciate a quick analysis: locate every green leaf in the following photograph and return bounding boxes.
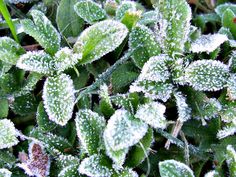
[0,99,8,118]
[159,160,194,177]
[21,10,60,55]
[227,74,236,101]
[190,34,228,53]
[58,164,80,177]
[114,168,138,177]
[0,168,12,177]
[153,0,192,55]
[0,37,25,65]
[116,1,137,20]
[0,61,12,79]
[226,145,236,177]
[17,51,54,75]
[36,102,57,132]
[74,20,128,65]
[74,0,107,24]
[125,128,153,168]
[138,10,159,25]
[215,3,236,17]
[0,150,16,168]
[75,109,106,155]
[103,109,148,151]
[79,154,113,177]
[0,119,18,149]
[56,0,84,38]
[129,24,161,68]
[222,9,236,39]
[43,74,75,126]
[185,60,230,91]
[135,102,167,129]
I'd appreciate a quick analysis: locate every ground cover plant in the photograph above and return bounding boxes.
[0,0,236,176]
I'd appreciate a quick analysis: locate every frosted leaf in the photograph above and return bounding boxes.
[159,160,194,177]
[22,10,61,55]
[0,168,12,177]
[74,20,128,64]
[185,60,230,91]
[138,55,171,82]
[139,10,160,25]
[215,3,236,17]
[229,51,236,72]
[58,164,79,177]
[154,0,192,55]
[103,109,148,151]
[104,132,128,167]
[0,37,25,65]
[6,0,38,4]
[57,155,80,177]
[79,154,113,177]
[129,24,161,68]
[227,74,236,101]
[130,80,174,102]
[74,0,107,24]
[222,9,236,39]
[42,74,75,126]
[135,102,167,129]
[174,91,191,122]
[190,34,228,53]
[17,142,50,177]
[116,168,138,177]
[226,145,236,177]
[17,51,54,75]
[217,124,236,139]
[75,109,106,155]
[204,170,220,177]
[116,1,137,20]
[0,119,18,149]
[99,84,112,106]
[54,47,82,73]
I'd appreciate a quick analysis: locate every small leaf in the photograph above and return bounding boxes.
[159,160,194,177]
[227,74,236,101]
[0,168,12,177]
[115,168,138,177]
[43,74,75,126]
[58,164,80,177]
[226,145,236,176]
[154,0,192,55]
[17,51,54,75]
[0,98,8,118]
[21,10,60,55]
[138,10,159,25]
[0,119,18,149]
[190,34,228,53]
[75,109,106,155]
[74,0,107,24]
[103,109,148,151]
[116,1,137,20]
[185,60,230,91]
[135,102,167,129]
[56,0,84,38]
[215,3,236,17]
[79,154,113,177]
[129,24,161,68]
[217,123,236,139]
[74,20,128,64]
[222,9,236,39]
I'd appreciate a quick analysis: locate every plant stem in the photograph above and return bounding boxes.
[0,0,19,42]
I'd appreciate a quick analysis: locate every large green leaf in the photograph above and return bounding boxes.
[73,20,128,64]
[21,10,60,55]
[129,24,161,68]
[56,0,84,38]
[74,0,107,24]
[75,109,106,155]
[43,74,75,126]
[0,37,25,65]
[0,119,18,149]
[222,9,236,39]
[159,160,194,177]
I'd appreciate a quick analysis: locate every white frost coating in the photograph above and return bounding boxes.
[0,119,19,149]
[217,125,236,139]
[119,168,138,177]
[17,51,53,74]
[79,154,113,177]
[42,74,75,126]
[75,109,106,154]
[185,60,230,91]
[0,168,12,177]
[6,0,37,3]
[58,165,78,177]
[104,109,148,151]
[204,170,220,177]
[227,74,236,101]
[159,159,194,177]
[135,102,167,129]
[226,145,236,175]
[190,34,228,53]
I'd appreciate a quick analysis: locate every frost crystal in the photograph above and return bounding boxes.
[17,51,54,75]
[0,119,19,149]
[43,74,75,126]
[159,159,194,177]
[185,60,230,91]
[75,109,106,155]
[227,74,236,101]
[18,142,50,177]
[0,168,12,177]
[135,102,167,129]
[74,20,128,64]
[190,34,228,53]
[104,109,148,151]
[217,124,236,139]
[118,168,138,177]
[79,154,113,177]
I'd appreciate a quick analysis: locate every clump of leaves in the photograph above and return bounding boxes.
[0,0,236,176]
